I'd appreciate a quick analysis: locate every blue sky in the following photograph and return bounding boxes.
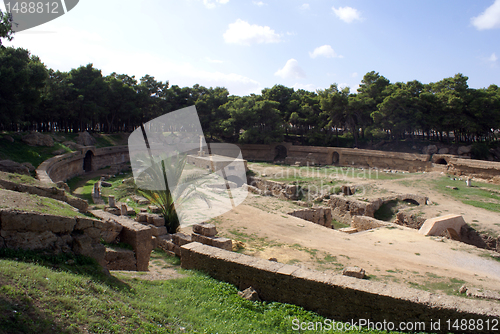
[2,0,500,96]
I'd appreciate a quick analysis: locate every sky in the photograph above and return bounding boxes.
[2,0,500,96]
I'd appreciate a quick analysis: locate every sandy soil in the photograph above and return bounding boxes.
[179,164,500,296]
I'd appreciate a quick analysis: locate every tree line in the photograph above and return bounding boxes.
[1,22,499,147]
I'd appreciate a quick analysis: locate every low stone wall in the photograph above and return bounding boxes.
[327,196,378,224]
[0,176,88,213]
[0,209,121,267]
[36,145,129,184]
[447,157,500,181]
[181,242,500,331]
[288,207,332,228]
[90,210,153,271]
[247,176,299,200]
[351,216,389,232]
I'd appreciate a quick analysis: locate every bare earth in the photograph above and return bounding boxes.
[181,165,500,296]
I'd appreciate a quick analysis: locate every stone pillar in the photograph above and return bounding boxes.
[93,182,100,198]
[108,195,116,208]
[466,177,471,187]
[121,204,128,216]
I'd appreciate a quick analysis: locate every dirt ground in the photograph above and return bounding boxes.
[180,164,500,297]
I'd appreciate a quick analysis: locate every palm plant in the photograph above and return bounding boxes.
[137,154,210,233]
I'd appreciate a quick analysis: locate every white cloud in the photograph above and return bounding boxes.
[351,72,358,78]
[223,19,281,45]
[252,1,266,7]
[300,4,310,10]
[274,59,306,79]
[203,0,229,9]
[332,6,362,23]
[309,45,342,58]
[205,57,223,64]
[292,83,316,92]
[471,0,500,30]
[6,25,260,96]
[489,53,498,62]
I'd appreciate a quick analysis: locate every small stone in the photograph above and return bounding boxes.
[268,257,278,262]
[238,287,261,302]
[343,266,365,279]
[101,181,112,187]
[459,285,467,294]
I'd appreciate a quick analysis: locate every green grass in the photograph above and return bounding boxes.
[332,219,350,230]
[0,133,71,169]
[432,176,500,213]
[0,249,402,334]
[0,171,43,186]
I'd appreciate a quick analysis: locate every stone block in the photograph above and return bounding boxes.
[148,224,168,237]
[104,206,121,215]
[192,222,217,237]
[238,287,261,302]
[172,233,192,246]
[148,205,161,213]
[343,266,365,279]
[135,212,148,223]
[419,214,466,238]
[191,232,213,246]
[91,210,153,271]
[211,237,233,251]
[105,247,137,271]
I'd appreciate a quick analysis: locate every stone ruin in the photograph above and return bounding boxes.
[157,222,233,257]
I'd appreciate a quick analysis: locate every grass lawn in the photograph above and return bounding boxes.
[0,249,402,334]
[432,176,500,213]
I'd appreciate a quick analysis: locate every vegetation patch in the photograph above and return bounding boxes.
[0,249,401,334]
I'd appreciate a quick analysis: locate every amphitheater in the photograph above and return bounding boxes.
[3,138,500,331]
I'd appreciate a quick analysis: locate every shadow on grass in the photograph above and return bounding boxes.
[0,294,71,334]
[0,248,131,292]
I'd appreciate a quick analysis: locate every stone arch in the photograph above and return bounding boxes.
[226,175,245,187]
[83,150,94,173]
[274,145,287,161]
[332,151,340,164]
[402,198,420,206]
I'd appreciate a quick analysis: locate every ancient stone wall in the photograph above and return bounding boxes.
[0,177,88,213]
[36,146,129,184]
[239,143,500,180]
[288,207,332,228]
[181,242,500,330]
[0,210,114,267]
[247,176,299,200]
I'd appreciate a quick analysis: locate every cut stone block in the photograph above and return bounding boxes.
[419,214,466,238]
[192,223,217,237]
[148,224,168,237]
[212,237,233,251]
[105,247,136,271]
[191,232,213,246]
[172,233,192,246]
[135,212,148,223]
[343,266,365,279]
[148,205,161,213]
